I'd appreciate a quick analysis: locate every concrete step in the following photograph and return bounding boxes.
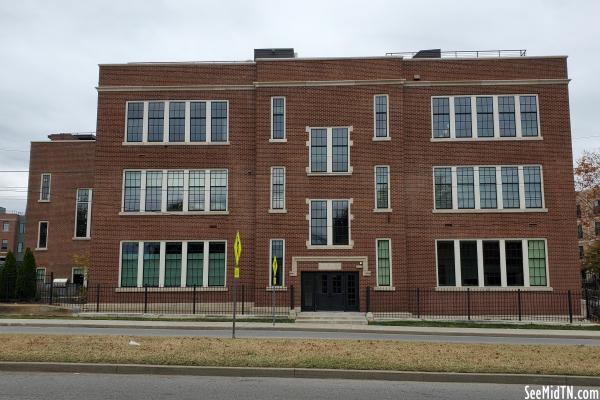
[295,312,368,325]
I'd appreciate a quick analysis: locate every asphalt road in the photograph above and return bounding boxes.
[0,372,530,400]
[0,325,599,345]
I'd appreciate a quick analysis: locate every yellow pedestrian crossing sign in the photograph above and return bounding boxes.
[272,256,278,286]
[234,231,242,266]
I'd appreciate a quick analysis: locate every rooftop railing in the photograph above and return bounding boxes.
[386,49,527,58]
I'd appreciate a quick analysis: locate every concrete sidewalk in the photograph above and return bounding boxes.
[0,317,599,339]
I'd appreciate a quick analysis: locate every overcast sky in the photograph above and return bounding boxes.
[0,0,598,212]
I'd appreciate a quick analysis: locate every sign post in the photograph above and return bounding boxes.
[232,231,242,339]
[271,256,278,326]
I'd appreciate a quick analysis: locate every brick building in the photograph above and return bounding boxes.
[0,207,26,264]
[25,48,580,312]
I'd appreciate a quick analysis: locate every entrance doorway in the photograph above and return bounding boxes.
[301,272,359,311]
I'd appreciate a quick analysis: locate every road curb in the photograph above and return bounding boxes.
[0,362,599,386]
[0,321,598,340]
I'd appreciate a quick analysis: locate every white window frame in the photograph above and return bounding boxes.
[431,94,541,141]
[124,100,230,145]
[36,267,46,282]
[269,166,286,213]
[306,198,354,249]
[17,242,23,253]
[37,221,48,250]
[269,238,286,289]
[39,173,51,202]
[71,267,86,286]
[373,94,390,141]
[2,222,8,232]
[375,238,394,289]
[270,96,286,142]
[118,240,227,289]
[120,169,228,215]
[1,239,7,252]
[373,165,392,212]
[73,188,93,239]
[435,238,550,289]
[305,126,353,175]
[432,165,546,213]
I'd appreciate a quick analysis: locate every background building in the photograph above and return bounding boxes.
[0,207,26,264]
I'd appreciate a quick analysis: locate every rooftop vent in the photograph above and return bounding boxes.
[413,49,441,59]
[48,133,96,141]
[254,48,295,60]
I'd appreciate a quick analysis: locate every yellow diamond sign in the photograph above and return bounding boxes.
[234,231,242,266]
[272,256,278,286]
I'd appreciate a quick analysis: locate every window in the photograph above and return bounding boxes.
[143,242,160,287]
[74,188,92,238]
[454,97,472,138]
[17,242,23,253]
[270,167,285,211]
[167,171,184,212]
[270,239,284,287]
[432,97,450,138]
[520,96,538,137]
[434,168,453,209]
[505,241,524,286]
[210,170,228,211]
[309,127,351,174]
[164,242,182,287]
[190,102,207,142]
[18,223,25,234]
[374,166,390,210]
[123,171,141,212]
[595,221,600,236]
[376,239,391,287]
[37,221,48,249]
[578,224,584,239]
[457,167,475,209]
[479,167,497,209]
[309,199,351,247]
[374,95,389,138]
[186,242,204,287]
[208,242,226,286]
[188,171,205,211]
[482,241,501,286]
[126,102,144,142]
[36,268,46,282]
[40,173,51,201]
[498,96,516,137]
[594,199,600,215]
[523,166,542,208]
[579,245,584,259]
[1,240,7,251]
[436,241,456,286]
[528,240,547,286]
[271,97,285,140]
[211,101,228,142]
[72,268,85,285]
[576,204,581,219]
[121,242,139,288]
[2,222,8,232]
[148,102,165,142]
[476,96,494,137]
[145,172,163,212]
[460,241,478,286]
[169,102,185,142]
[501,167,520,209]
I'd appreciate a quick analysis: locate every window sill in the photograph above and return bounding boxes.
[435,286,553,292]
[433,208,548,214]
[72,237,91,241]
[119,211,229,216]
[372,136,391,141]
[305,241,354,250]
[373,208,392,213]
[306,171,353,177]
[430,136,542,142]
[122,141,230,146]
[115,286,228,292]
[268,209,287,214]
[374,286,395,291]
[35,248,48,251]
[266,286,288,291]
[269,138,287,143]
[37,200,50,203]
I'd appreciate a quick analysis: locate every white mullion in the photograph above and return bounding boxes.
[205,170,211,212]
[326,128,333,173]
[181,241,188,288]
[161,170,167,212]
[451,167,458,210]
[471,96,477,137]
[140,171,147,212]
[492,96,500,138]
[86,189,93,238]
[159,241,166,287]
[449,97,456,139]
[522,239,530,287]
[137,242,144,287]
[142,101,149,142]
[515,95,522,138]
[184,101,191,143]
[474,166,481,210]
[499,240,507,287]
[183,169,189,212]
[202,241,209,287]
[164,101,170,143]
[496,167,504,210]
[454,240,462,287]
[477,240,484,287]
[518,166,526,210]
[327,201,333,246]
[206,101,212,143]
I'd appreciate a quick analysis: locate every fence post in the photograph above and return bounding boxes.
[466,288,471,321]
[366,286,371,313]
[585,288,591,320]
[568,289,573,324]
[96,283,100,313]
[517,289,522,322]
[49,272,54,305]
[192,285,197,315]
[416,288,420,319]
[290,285,294,312]
[241,284,245,315]
[144,286,148,314]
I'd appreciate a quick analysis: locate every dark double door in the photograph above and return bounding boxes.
[301,272,359,311]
